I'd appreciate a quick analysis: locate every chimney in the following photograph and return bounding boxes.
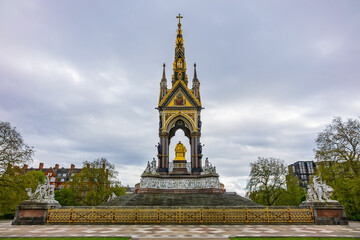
[54,164,59,170]
[71,164,75,170]
[39,163,44,170]
[22,164,28,170]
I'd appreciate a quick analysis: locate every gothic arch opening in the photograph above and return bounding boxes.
[169,129,190,162]
[166,115,195,135]
[168,119,191,143]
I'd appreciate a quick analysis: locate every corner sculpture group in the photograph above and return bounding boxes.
[25,176,58,204]
[304,175,335,203]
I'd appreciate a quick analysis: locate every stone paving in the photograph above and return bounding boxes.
[0,221,360,238]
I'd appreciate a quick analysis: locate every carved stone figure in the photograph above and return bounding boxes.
[150,158,157,174]
[142,158,158,175]
[201,157,217,175]
[305,175,337,202]
[25,176,58,203]
[107,192,117,202]
[156,142,162,155]
[198,142,203,155]
[143,161,151,173]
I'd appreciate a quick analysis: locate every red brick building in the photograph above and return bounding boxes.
[23,163,81,190]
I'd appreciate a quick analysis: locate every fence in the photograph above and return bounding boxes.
[47,206,314,224]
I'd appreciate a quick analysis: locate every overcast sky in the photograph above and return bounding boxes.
[1,1,359,195]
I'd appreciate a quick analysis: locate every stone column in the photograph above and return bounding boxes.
[158,132,169,174]
[191,132,202,174]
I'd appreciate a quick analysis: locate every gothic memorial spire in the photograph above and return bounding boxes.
[156,14,204,175]
[172,14,188,86]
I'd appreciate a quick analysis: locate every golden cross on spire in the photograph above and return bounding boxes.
[176,13,183,24]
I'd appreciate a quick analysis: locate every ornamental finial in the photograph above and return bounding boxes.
[176,13,183,25]
[162,63,166,81]
[193,63,197,80]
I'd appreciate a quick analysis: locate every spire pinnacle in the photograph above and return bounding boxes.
[172,13,188,86]
[162,63,166,80]
[193,63,198,80]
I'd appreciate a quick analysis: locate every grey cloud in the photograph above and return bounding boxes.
[0,0,359,194]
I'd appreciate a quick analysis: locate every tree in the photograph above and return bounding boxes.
[0,169,44,216]
[246,157,287,206]
[276,174,306,206]
[0,122,37,217]
[0,122,34,176]
[55,157,125,206]
[315,117,360,220]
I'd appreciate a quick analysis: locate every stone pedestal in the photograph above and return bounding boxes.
[12,200,61,225]
[300,201,348,225]
[171,161,190,175]
[139,174,222,194]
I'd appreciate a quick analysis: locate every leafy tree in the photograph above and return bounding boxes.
[0,169,44,216]
[315,117,360,220]
[111,184,127,196]
[276,174,306,206]
[55,157,125,206]
[246,157,306,206]
[246,157,287,206]
[0,122,38,216]
[54,187,79,206]
[0,122,34,176]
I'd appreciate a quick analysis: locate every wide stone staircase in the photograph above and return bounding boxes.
[102,193,259,207]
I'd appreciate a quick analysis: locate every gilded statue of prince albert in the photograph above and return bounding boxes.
[174,141,187,162]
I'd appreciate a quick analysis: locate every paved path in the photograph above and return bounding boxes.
[1,221,360,238]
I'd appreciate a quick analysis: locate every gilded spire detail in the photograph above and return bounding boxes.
[172,14,188,86]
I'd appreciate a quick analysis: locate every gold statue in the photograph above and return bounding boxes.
[174,141,186,161]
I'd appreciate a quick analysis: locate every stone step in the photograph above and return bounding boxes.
[102,193,259,207]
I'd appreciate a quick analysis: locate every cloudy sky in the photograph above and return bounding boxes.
[1,1,359,195]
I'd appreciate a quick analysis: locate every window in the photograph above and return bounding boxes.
[299,162,306,174]
[61,179,65,182]
[307,162,314,173]
[63,173,67,177]
[51,177,55,182]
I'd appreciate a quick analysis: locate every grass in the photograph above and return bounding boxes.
[230,238,360,240]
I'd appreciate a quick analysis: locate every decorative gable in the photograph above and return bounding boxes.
[159,80,201,108]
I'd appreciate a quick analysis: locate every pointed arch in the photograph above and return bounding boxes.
[165,114,195,136]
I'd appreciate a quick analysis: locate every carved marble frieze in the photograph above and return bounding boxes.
[140,176,220,189]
